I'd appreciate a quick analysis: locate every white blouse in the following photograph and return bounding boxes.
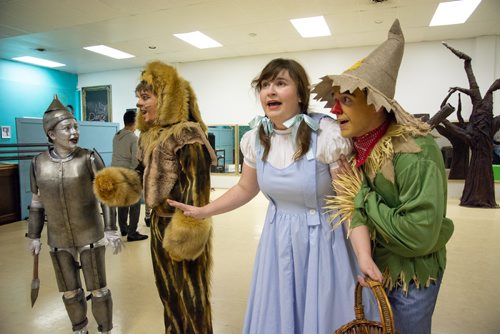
[240,115,353,170]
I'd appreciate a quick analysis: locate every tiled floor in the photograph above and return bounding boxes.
[0,189,499,333]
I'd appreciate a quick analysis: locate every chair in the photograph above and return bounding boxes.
[335,278,396,334]
[211,149,225,173]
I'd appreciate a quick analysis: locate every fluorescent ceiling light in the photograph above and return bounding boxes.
[290,16,331,38]
[173,31,222,49]
[429,0,482,26]
[12,56,65,68]
[83,45,135,59]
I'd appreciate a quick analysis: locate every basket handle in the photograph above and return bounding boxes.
[354,278,396,334]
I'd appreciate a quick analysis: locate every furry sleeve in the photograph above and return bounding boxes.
[163,142,213,261]
[93,167,142,207]
[173,142,212,207]
[148,122,215,215]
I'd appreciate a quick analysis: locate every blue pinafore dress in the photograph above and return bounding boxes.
[242,117,377,334]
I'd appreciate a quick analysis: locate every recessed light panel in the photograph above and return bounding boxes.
[290,16,331,38]
[173,31,222,49]
[430,0,482,26]
[83,45,135,59]
[12,56,65,68]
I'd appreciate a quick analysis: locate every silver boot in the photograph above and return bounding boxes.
[73,327,88,334]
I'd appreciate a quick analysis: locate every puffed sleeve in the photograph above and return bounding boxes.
[240,127,258,169]
[316,116,353,168]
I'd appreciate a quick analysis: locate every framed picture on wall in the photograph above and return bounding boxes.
[82,85,112,122]
[1,125,11,139]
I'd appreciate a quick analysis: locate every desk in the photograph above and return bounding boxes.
[0,163,20,224]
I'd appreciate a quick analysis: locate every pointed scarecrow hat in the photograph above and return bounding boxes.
[312,19,428,131]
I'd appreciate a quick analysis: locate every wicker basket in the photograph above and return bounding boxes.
[335,278,396,334]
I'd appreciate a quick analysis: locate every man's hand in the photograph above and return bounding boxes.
[104,230,123,255]
[27,238,41,255]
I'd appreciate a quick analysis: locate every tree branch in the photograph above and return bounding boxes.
[442,42,471,61]
[443,42,480,98]
[441,119,471,144]
[486,79,500,96]
[440,88,456,108]
[428,103,455,128]
[456,93,465,125]
[450,86,472,97]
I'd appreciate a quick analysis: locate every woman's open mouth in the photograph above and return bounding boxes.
[267,101,282,110]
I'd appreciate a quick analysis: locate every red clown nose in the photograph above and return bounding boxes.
[331,99,343,115]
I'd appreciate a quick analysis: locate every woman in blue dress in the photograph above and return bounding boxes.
[168,58,380,334]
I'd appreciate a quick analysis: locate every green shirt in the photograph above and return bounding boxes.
[351,128,454,291]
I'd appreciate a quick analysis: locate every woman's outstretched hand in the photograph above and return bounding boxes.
[167,199,206,219]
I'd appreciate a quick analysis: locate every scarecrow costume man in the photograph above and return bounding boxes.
[313,20,454,334]
[27,96,121,334]
[93,61,217,333]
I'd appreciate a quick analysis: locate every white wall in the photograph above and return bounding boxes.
[78,68,142,126]
[78,35,499,127]
[77,35,500,190]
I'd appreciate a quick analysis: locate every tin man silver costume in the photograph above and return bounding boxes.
[26,96,122,334]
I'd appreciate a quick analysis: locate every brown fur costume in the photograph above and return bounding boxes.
[94,61,216,333]
[93,167,142,207]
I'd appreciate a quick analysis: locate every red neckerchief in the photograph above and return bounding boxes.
[353,120,391,167]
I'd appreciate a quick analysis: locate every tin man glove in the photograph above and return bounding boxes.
[27,238,41,255]
[104,230,123,255]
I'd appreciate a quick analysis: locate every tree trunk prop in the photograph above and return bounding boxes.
[442,42,500,208]
[435,121,469,179]
[428,96,469,179]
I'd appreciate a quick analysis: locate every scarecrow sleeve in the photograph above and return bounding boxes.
[351,148,453,257]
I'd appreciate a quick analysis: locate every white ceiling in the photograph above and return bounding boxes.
[1,0,499,75]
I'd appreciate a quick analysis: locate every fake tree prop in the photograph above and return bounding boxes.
[433,42,500,208]
[428,94,469,180]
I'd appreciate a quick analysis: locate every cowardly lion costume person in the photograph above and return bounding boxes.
[93,61,217,333]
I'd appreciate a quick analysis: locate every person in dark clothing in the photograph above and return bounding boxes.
[111,110,148,242]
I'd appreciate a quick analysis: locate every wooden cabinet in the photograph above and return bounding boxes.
[0,163,20,224]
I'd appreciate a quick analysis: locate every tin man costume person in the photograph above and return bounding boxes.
[26,96,122,334]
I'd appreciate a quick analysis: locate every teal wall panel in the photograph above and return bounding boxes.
[0,59,78,146]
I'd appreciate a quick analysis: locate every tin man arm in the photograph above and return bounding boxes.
[26,158,44,255]
[27,193,44,255]
[91,151,123,255]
